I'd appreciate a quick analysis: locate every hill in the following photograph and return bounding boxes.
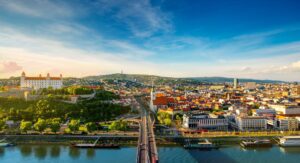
[187,77,285,83]
[83,73,285,84]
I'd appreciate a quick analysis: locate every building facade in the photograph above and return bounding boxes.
[275,118,298,131]
[183,113,228,130]
[236,116,267,131]
[244,82,256,90]
[269,104,300,115]
[233,78,239,89]
[20,72,63,89]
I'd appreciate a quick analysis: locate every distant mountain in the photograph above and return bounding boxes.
[186,77,285,83]
[83,73,286,84]
[83,73,176,84]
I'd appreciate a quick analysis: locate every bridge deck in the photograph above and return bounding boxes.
[137,110,158,163]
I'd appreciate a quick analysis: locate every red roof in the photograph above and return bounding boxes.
[167,97,175,103]
[25,77,61,80]
[180,96,186,101]
[153,96,168,105]
[182,108,190,111]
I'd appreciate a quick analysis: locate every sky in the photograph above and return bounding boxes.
[0,0,300,81]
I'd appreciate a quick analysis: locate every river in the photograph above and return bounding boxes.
[1,145,300,163]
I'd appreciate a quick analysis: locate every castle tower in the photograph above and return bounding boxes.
[20,71,26,88]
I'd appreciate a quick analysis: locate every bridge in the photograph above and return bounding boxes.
[136,98,159,163]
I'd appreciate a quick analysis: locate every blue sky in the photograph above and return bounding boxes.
[0,0,300,81]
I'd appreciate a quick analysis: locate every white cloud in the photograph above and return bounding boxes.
[0,25,173,78]
[1,24,300,81]
[0,0,79,18]
[0,2,300,81]
[0,61,22,73]
[93,0,172,37]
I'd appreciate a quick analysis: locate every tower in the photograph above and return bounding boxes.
[233,78,239,89]
[20,71,26,88]
[149,79,156,112]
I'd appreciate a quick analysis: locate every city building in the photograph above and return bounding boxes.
[291,85,300,96]
[244,82,256,90]
[269,104,300,115]
[236,116,267,131]
[233,78,239,89]
[20,72,63,89]
[275,118,298,131]
[254,109,276,117]
[183,113,228,130]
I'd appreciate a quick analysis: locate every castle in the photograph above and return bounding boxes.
[20,72,63,89]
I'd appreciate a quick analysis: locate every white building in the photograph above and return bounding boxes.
[244,82,256,90]
[236,116,267,131]
[269,104,300,115]
[254,109,276,116]
[275,118,298,131]
[20,72,63,89]
[183,113,228,130]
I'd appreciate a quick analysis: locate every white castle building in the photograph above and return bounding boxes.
[20,72,63,89]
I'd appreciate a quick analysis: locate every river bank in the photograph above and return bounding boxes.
[0,134,283,147]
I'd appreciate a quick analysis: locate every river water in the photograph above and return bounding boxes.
[1,145,300,163]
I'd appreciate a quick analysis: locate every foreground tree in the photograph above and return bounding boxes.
[164,118,172,126]
[68,119,80,132]
[33,118,47,132]
[108,120,128,131]
[0,119,6,130]
[20,121,32,133]
[85,122,97,133]
[47,118,61,133]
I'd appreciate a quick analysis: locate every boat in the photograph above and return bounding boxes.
[184,139,219,150]
[0,139,15,147]
[279,136,300,147]
[71,137,120,149]
[71,143,120,148]
[240,139,272,148]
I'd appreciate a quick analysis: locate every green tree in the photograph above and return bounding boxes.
[33,118,47,132]
[157,112,171,124]
[0,119,6,130]
[85,122,97,133]
[108,121,118,130]
[175,115,182,121]
[47,118,61,133]
[20,121,32,132]
[68,119,80,132]
[36,99,52,119]
[108,120,128,131]
[164,118,172,126]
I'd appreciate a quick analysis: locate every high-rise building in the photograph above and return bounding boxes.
[233,78,239,89]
